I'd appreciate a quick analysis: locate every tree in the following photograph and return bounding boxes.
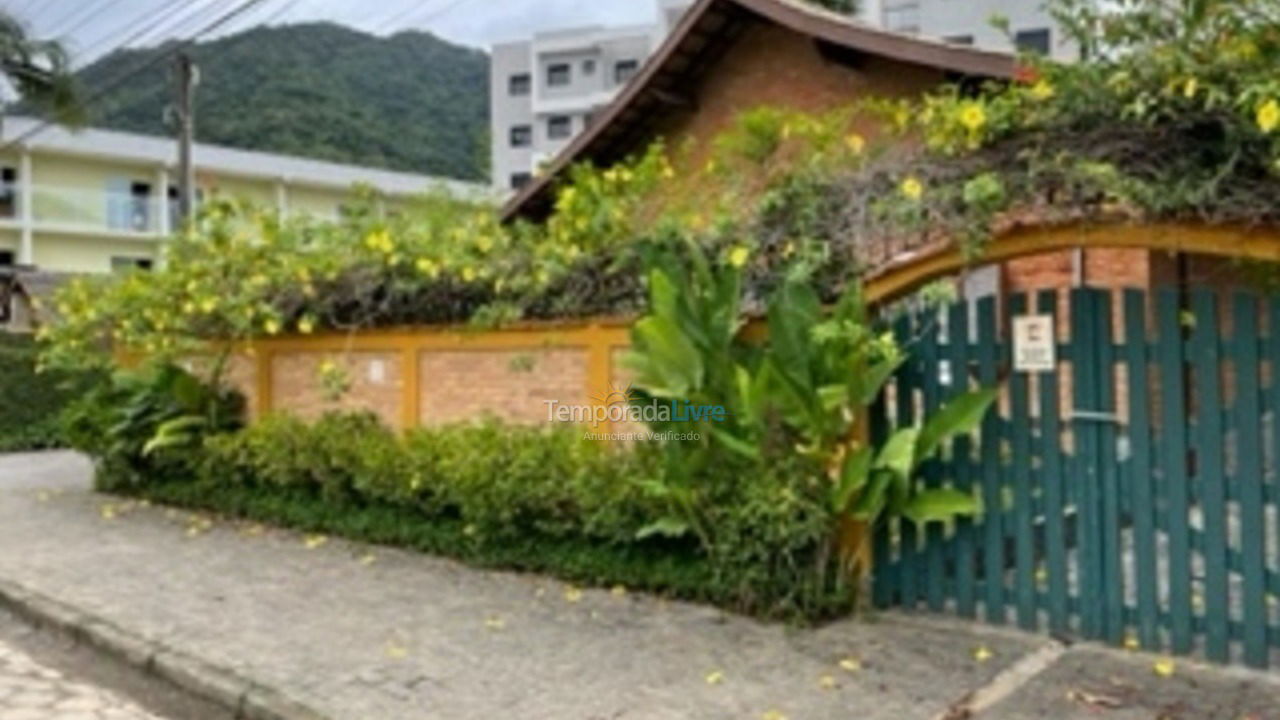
[0,11,83,125]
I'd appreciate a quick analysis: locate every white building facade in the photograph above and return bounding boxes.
[861,0,1075,61]
[0,116,485,275]
[490,1,694,193]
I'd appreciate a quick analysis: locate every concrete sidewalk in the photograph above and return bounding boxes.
[0,451,1275,720]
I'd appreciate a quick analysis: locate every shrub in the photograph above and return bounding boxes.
[0,334,97,452]
[62,363,244,489]
[85,405,850,620]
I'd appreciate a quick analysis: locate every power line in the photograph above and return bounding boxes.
[69,0,213,67]
[1,0,273,153]
[369,0,474,36]
[48,0,117,41]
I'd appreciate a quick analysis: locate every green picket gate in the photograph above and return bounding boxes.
[872,286,1280,669]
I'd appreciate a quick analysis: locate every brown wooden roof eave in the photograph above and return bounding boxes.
[500,0,1016,224]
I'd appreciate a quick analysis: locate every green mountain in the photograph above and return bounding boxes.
[73,23,490,181]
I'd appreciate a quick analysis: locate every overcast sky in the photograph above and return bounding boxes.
[9,0,661,65]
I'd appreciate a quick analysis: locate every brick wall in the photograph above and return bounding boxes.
[272,351,404,428]
[418,348,589,426]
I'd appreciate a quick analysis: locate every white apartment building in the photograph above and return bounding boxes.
[489,1,692,192]
[0,116,485,275]
[862,0,1076,61]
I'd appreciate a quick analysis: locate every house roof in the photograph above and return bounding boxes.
[501,0,1015,222]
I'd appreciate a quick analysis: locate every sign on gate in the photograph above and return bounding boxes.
[1012,315,1055,372]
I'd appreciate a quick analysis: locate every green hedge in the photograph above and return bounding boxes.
[0,334,97,452]
[87,408,853,620]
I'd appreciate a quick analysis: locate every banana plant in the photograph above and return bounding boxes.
[624,242,996,555]
[832,388,996,527]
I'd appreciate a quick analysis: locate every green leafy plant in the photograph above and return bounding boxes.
[624,244,995,605]
[63,363,244,489]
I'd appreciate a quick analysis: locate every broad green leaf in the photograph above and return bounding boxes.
[627,316,702,397]
[876,427,920,480]
[635,517,690,540]
[851,470,891,522]
[902,488,980,525]
[710,427,761,460]
[832,445,872,513]
[915,389,996,465]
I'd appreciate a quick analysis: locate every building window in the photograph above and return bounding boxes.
[508,73,531,96]
[547,115,572,140]
[510,172,533,190]
[1014,28,1051,55]
[0,167,15,219]
[547,63,571,87]
[944,34,974,46]
[583,59,596,75]
[614,59,639,84]
[111,256,153,273]
[0,251,13,266]
[509,124,532,148]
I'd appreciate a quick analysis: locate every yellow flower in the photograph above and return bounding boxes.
[461,266,478,283]
[263,318,281,336]
[1257,99,1280,134]
[476,235,494,253]
[1152,658,1176,677]
[1182,77,1198,99]
[972,645,993,662]
[297,316,315,335]
[563,585,583,603]
[818,674,837,690]
[363,229,393,253]
[958,102,987,132]
[838,656,862,672]
[844,133,866,154]
[704,670,725,685]
[900,176,924,201]
[416,258,440,277]
[303,534,327,549]
[1029,80,1055,101]
[727,246,751,268]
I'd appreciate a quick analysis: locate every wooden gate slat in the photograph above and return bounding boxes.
[1123,289,1161,651]
[1071,288,1102,638]
[1158,288,1195,654]
[1008,294,1037,630]
[1037,290,1070,634]
[919,312,947,612]
[1095,291,1125,645]
[977,296,1005,623]
[1231,293,1268,667]
[1191,289,1230,663]
[948,301,977,618]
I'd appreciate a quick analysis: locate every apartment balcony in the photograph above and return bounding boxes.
[20,185,175,238]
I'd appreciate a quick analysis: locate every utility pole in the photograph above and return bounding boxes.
[175,52,198,225]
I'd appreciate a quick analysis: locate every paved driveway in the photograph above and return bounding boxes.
[0,451,1274,720]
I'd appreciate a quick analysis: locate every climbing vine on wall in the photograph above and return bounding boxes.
[39,0,1280,377]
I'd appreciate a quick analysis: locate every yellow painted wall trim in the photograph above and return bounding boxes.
[863,221,1280,304]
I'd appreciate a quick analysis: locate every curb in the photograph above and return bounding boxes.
[0,578,330,720]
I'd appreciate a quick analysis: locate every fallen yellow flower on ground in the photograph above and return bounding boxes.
[704,670,724,685]
[564,585,583,603]
[838,656,862,672]
[973,645,994,663]
[1152,658,1176,677]
[304,534,328,549]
